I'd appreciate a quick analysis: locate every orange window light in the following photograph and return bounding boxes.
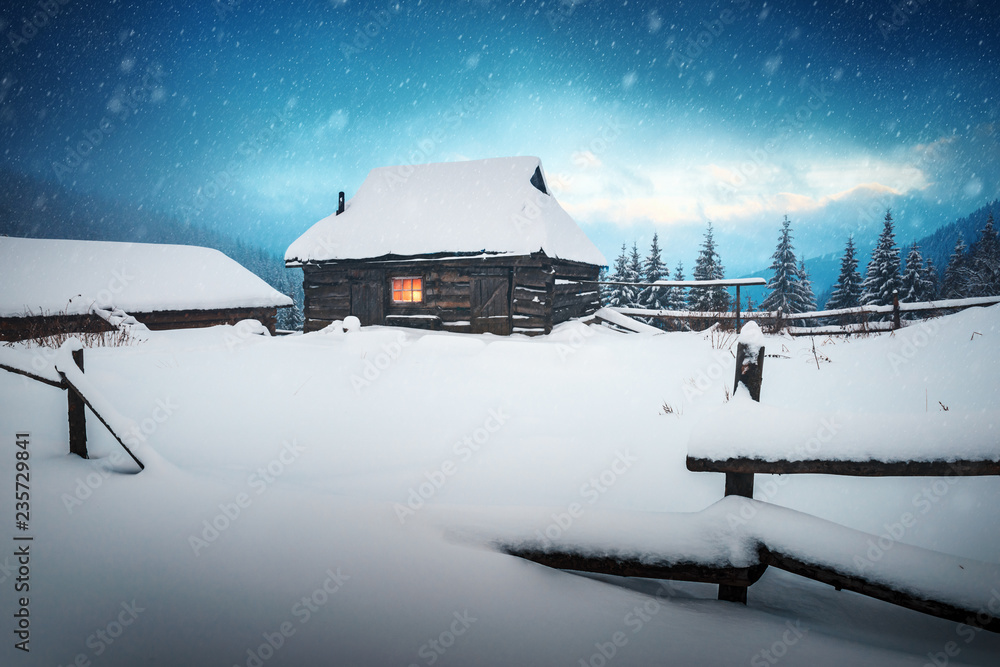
[392,277,422,302]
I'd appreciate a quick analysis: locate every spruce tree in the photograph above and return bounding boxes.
[900,242,933,305]
[664,262,687,311]
[761,216,809,314]
[922,257,939,301]
[639,233,667,310]
[826,235,862,310]
[625,242,643,307]
[605,243,630,308]
[797,260,817,313]
[969,212,1000,296]
[942,235,970,300]
[689,222,730,312]
[860,209,902,307]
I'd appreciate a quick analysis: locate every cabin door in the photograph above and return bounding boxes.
[350,280,384,326]
[471,274,512,335]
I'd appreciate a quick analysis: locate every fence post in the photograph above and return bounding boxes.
[735,285,741,333]
[892,290,901,330]
[719,329,765,605]
[67,348,88,459]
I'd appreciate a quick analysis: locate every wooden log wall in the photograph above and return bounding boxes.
[0,307,280,341]
[511,263,554,334]
[552,262,602,326]
[301,254,604,335]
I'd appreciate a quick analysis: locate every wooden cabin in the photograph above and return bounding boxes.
[285,157,606,335]
[0,237,292,341]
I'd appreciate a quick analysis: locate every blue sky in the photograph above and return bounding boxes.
[1,0,998,277]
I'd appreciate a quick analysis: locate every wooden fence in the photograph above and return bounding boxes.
[607,291,1000,336]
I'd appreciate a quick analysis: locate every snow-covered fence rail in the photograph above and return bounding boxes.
[608,293,1000,335]
[0,341,145,472]
[509,335,1000,632]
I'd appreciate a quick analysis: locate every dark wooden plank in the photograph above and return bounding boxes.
[504,548,768,587]
[687,457,1000,477]
[511,297,550,317]
[724,472,755,498]
[761,548,1000,633]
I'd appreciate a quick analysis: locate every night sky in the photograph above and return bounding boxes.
[2,0,998,276]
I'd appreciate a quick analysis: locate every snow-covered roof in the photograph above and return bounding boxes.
[285,156,607,266]
[0,237,293,318]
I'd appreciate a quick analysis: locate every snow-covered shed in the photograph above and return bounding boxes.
[0,237,293,340]
[285,157,606,335]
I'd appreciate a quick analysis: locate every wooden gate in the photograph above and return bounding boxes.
[471,274,511,335]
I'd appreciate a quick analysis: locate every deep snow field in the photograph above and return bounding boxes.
[2,307,1000,666]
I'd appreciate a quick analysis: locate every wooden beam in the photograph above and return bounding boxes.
[0,362,64,388]
[687,457,1000,477]
[761,548,1000,633]
[504,548,768,587]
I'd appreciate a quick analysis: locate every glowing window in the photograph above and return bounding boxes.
[392,277,423,303]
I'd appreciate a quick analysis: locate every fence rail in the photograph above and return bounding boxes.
[608,294,1000,335]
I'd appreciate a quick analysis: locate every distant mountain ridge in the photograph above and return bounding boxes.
[0,169,304,329]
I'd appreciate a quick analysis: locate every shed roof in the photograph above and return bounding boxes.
[0,236,293,318]
[285,156,607,267]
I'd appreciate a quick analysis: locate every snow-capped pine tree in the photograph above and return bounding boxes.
[688,222,730,313]
[825,235,862,310]
[968,212,1000,297]
[899,242,933,303]
[625,242,643,307]
[663,261,686,311]
[942,235,970,299]
[860,209,902,307]
[605,243,630,307]
[638,233,667,310]
[922,257,939,301]
[761,216,810,315]
[797,260,817,313]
